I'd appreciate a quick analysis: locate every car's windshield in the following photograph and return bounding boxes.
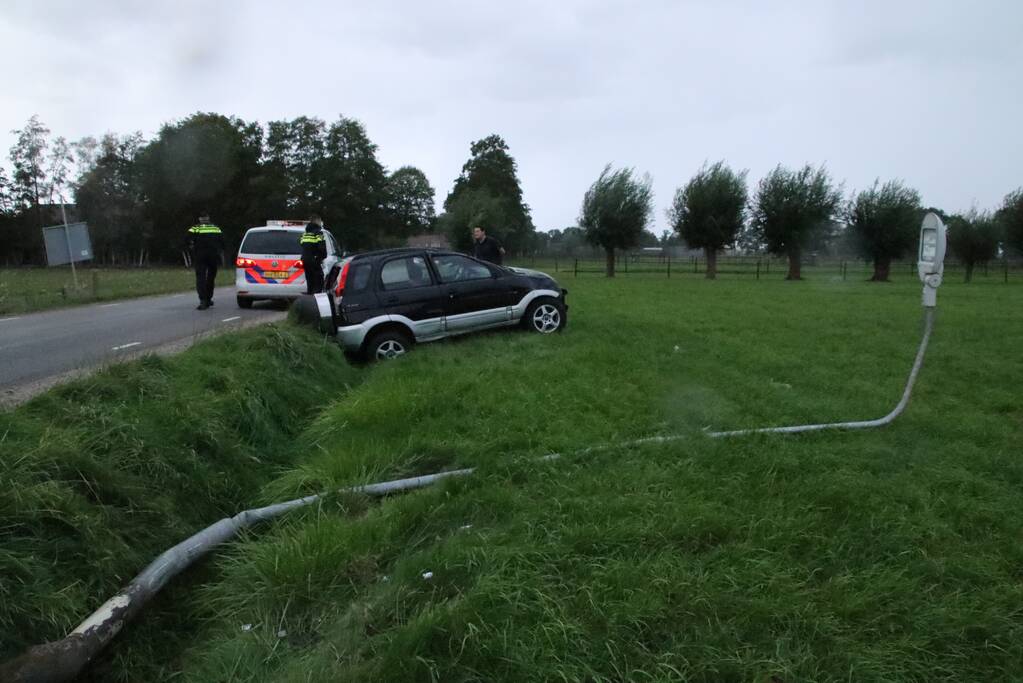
[239,230,300,255]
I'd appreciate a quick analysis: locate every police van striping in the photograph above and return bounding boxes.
[234,221,341,309]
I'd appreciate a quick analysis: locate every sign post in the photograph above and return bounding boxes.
[59,202,79,288]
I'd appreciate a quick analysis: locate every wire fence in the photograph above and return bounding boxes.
[508,254,1023,283]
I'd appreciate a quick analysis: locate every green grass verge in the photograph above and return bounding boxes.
[0,324,360,674]
[6,272,1022,681]
[139,274,1022,681]
[0,266,197,315]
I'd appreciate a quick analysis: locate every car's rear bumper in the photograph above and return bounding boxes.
[235,274,305,300]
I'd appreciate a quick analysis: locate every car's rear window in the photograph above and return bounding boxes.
[239,230,301,255]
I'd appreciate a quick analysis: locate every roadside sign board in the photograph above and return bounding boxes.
[43,222,93,266]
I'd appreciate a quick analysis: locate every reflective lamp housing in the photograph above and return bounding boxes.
[917,212,947,307]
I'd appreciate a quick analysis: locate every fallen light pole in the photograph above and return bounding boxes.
[1,216,947,683]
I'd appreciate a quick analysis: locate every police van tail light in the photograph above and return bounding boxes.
[334,261,350,297]
[294,260,303,269]
[236,257,255,267]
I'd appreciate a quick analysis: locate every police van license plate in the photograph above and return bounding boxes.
[263,270,289,280]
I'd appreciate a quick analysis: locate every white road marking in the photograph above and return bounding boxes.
[100,303,121,308]
[221,316,241,323]
[111,342,142,351]
[0,316,22,323]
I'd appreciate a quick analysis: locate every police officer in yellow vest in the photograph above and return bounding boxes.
[300,214,327,294]
[186,213,224,310]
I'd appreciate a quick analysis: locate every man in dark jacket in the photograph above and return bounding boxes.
[186,213,224,310]
[300,214,328,294]
[471,225,505,265]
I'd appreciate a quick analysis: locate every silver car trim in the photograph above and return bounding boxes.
[331,288,563,352]
[511,289,561,318]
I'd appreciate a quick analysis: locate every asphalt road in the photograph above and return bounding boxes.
[0,286,287,406]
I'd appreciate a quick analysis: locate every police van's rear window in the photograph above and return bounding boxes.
[240,231,301,255]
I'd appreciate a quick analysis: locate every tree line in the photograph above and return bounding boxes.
[1,115,534,265]
[580,162,1023,280]
[3,112,1021,281]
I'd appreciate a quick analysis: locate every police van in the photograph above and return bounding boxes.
[234,220,341,308]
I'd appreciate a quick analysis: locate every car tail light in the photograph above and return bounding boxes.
[334,261,350,297]
[236,257,255,267]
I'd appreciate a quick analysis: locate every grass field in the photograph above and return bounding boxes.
[0,266,196,314]
[5,270,1023,681]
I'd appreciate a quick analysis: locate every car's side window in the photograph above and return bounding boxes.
[346,262,372,292]
[430,254,493,283]
[380,256,433,290]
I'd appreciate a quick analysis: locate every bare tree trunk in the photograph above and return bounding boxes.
[785,245,802,280]
[604,247,615,277]
[704,247,717,279]
[964,261,974,283]
[871,256,892,282]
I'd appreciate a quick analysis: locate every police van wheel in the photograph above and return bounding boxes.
[366,330,412,361]
[237,296,253,309]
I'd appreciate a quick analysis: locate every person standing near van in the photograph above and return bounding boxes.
[186,212,224,310]
[301,214,328,294]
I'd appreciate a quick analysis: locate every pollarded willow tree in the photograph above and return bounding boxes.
[997,187,1023,256]
[579,164,653,277]
[748,164,843,280]
[947,211,1001,283]
[668,161,748,279]
[848,179,922,281]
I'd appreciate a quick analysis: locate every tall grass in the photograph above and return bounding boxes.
[155,274,1023,681]
[0,324,360,675]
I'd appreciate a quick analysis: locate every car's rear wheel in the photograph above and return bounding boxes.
[237,296,253,309]
[366,329,412,361]
[523,298,566,334]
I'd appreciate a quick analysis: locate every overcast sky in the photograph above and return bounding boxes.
[3,0,1021,233]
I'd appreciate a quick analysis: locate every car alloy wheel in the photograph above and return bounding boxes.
[531,303,561,334]
[375,339,407,360]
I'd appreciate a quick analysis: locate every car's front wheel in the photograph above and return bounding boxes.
[523,297,566,334]
[237,296,253,309]
[366,329,413,361]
